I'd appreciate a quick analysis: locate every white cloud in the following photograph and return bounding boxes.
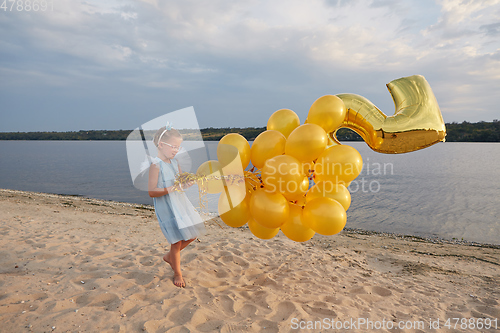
[1,0,500,130]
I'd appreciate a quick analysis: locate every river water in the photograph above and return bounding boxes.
[1,141,498,245]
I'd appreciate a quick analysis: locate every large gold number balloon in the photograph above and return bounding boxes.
[261,155,304,200]
[218,186,250,228]
[249,188,289,228]
[285,124,328,162]
[307,95,347,133]
[250,130,286,169]
[267,109,300,138]
[306,182,351,211]
[332,75,446,154]
[218,133,251,169]
[280,204,315,242]
[196,160,224,194]
[314,144,363,184]
[303,197,346,236]
[248,218,280,240]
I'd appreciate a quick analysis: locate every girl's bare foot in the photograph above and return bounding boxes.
[173,274,185,288]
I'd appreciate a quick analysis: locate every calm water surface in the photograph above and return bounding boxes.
[1,141,498,245]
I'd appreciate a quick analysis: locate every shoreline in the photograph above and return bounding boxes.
[2,188,498,249]
[1,187,499,332]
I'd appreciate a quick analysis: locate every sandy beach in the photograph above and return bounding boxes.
[0,188,498,332]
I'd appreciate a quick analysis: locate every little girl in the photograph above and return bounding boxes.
[148,124,206,288]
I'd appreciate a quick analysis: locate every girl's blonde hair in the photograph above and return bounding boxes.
[153,126,182,147]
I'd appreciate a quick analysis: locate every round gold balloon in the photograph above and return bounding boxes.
[224,184,247,203]
[249,188,289,229]
[332,75,446,154]
[218,133,251,170]
[307,95,347,133]
[261,155,304,199]
[267,109,300,138]
[303,197,346,236]
[216,144,244,176]
[283,176,309,201]
[250,130,286,169]
[196,160,224,194]
[294,194,307,207]
[314,144,363,184]
[248,218,280,240]
[280,204,315,242]
[218,188,250,228]
[301,160,314,177]
[285,124,328,162]
[306,181,351,211]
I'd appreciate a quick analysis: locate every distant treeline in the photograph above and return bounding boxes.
[1,120,499,142]
[445,120,500,142]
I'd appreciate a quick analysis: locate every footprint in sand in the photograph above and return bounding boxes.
[86,249,105,256]
[238,304,257,318]
[121,271,156,285]
[193,286,214,304]
[111,260,134,268]
[232,256,249,267]
[370,286,393,297]
[219,254,234,263]
[270,301,296,321]
[196,319,226,332]
[349,285,393,297]
[257,319,279,332]
[249,274,279,288]
[112,254,135,268]
[138,255,156,266]
[218,294,235,315]
[215,268,229,278]
[168,302,201,326]
[302,302,337,317]
[474,305,500,318]
[447,303,469,312]
[74,293,92,306]
[244,268,264,277]
[88,293,120,310]
[228,247,243,256]
[143,319,166,333]
[124,304,142,317]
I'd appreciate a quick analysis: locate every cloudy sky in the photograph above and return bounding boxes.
[1,0,499,132]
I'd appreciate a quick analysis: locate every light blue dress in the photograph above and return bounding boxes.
[153,157,206,244]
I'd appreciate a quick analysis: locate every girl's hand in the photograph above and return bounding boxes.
[183,180,196,188]
[172,180,195,191]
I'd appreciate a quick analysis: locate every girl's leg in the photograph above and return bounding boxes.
[163,238,196,288]
[180,238,196,250]
[168,241,184,287]
[163,238,196,263]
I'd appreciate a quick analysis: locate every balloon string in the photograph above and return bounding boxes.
[172,172,246,192]
[196,176,224,229]
[172,172,248,229]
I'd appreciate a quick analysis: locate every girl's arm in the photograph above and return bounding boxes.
[148,164,176,198]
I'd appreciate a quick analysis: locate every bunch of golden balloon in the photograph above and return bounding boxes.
[194,75,447,243]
